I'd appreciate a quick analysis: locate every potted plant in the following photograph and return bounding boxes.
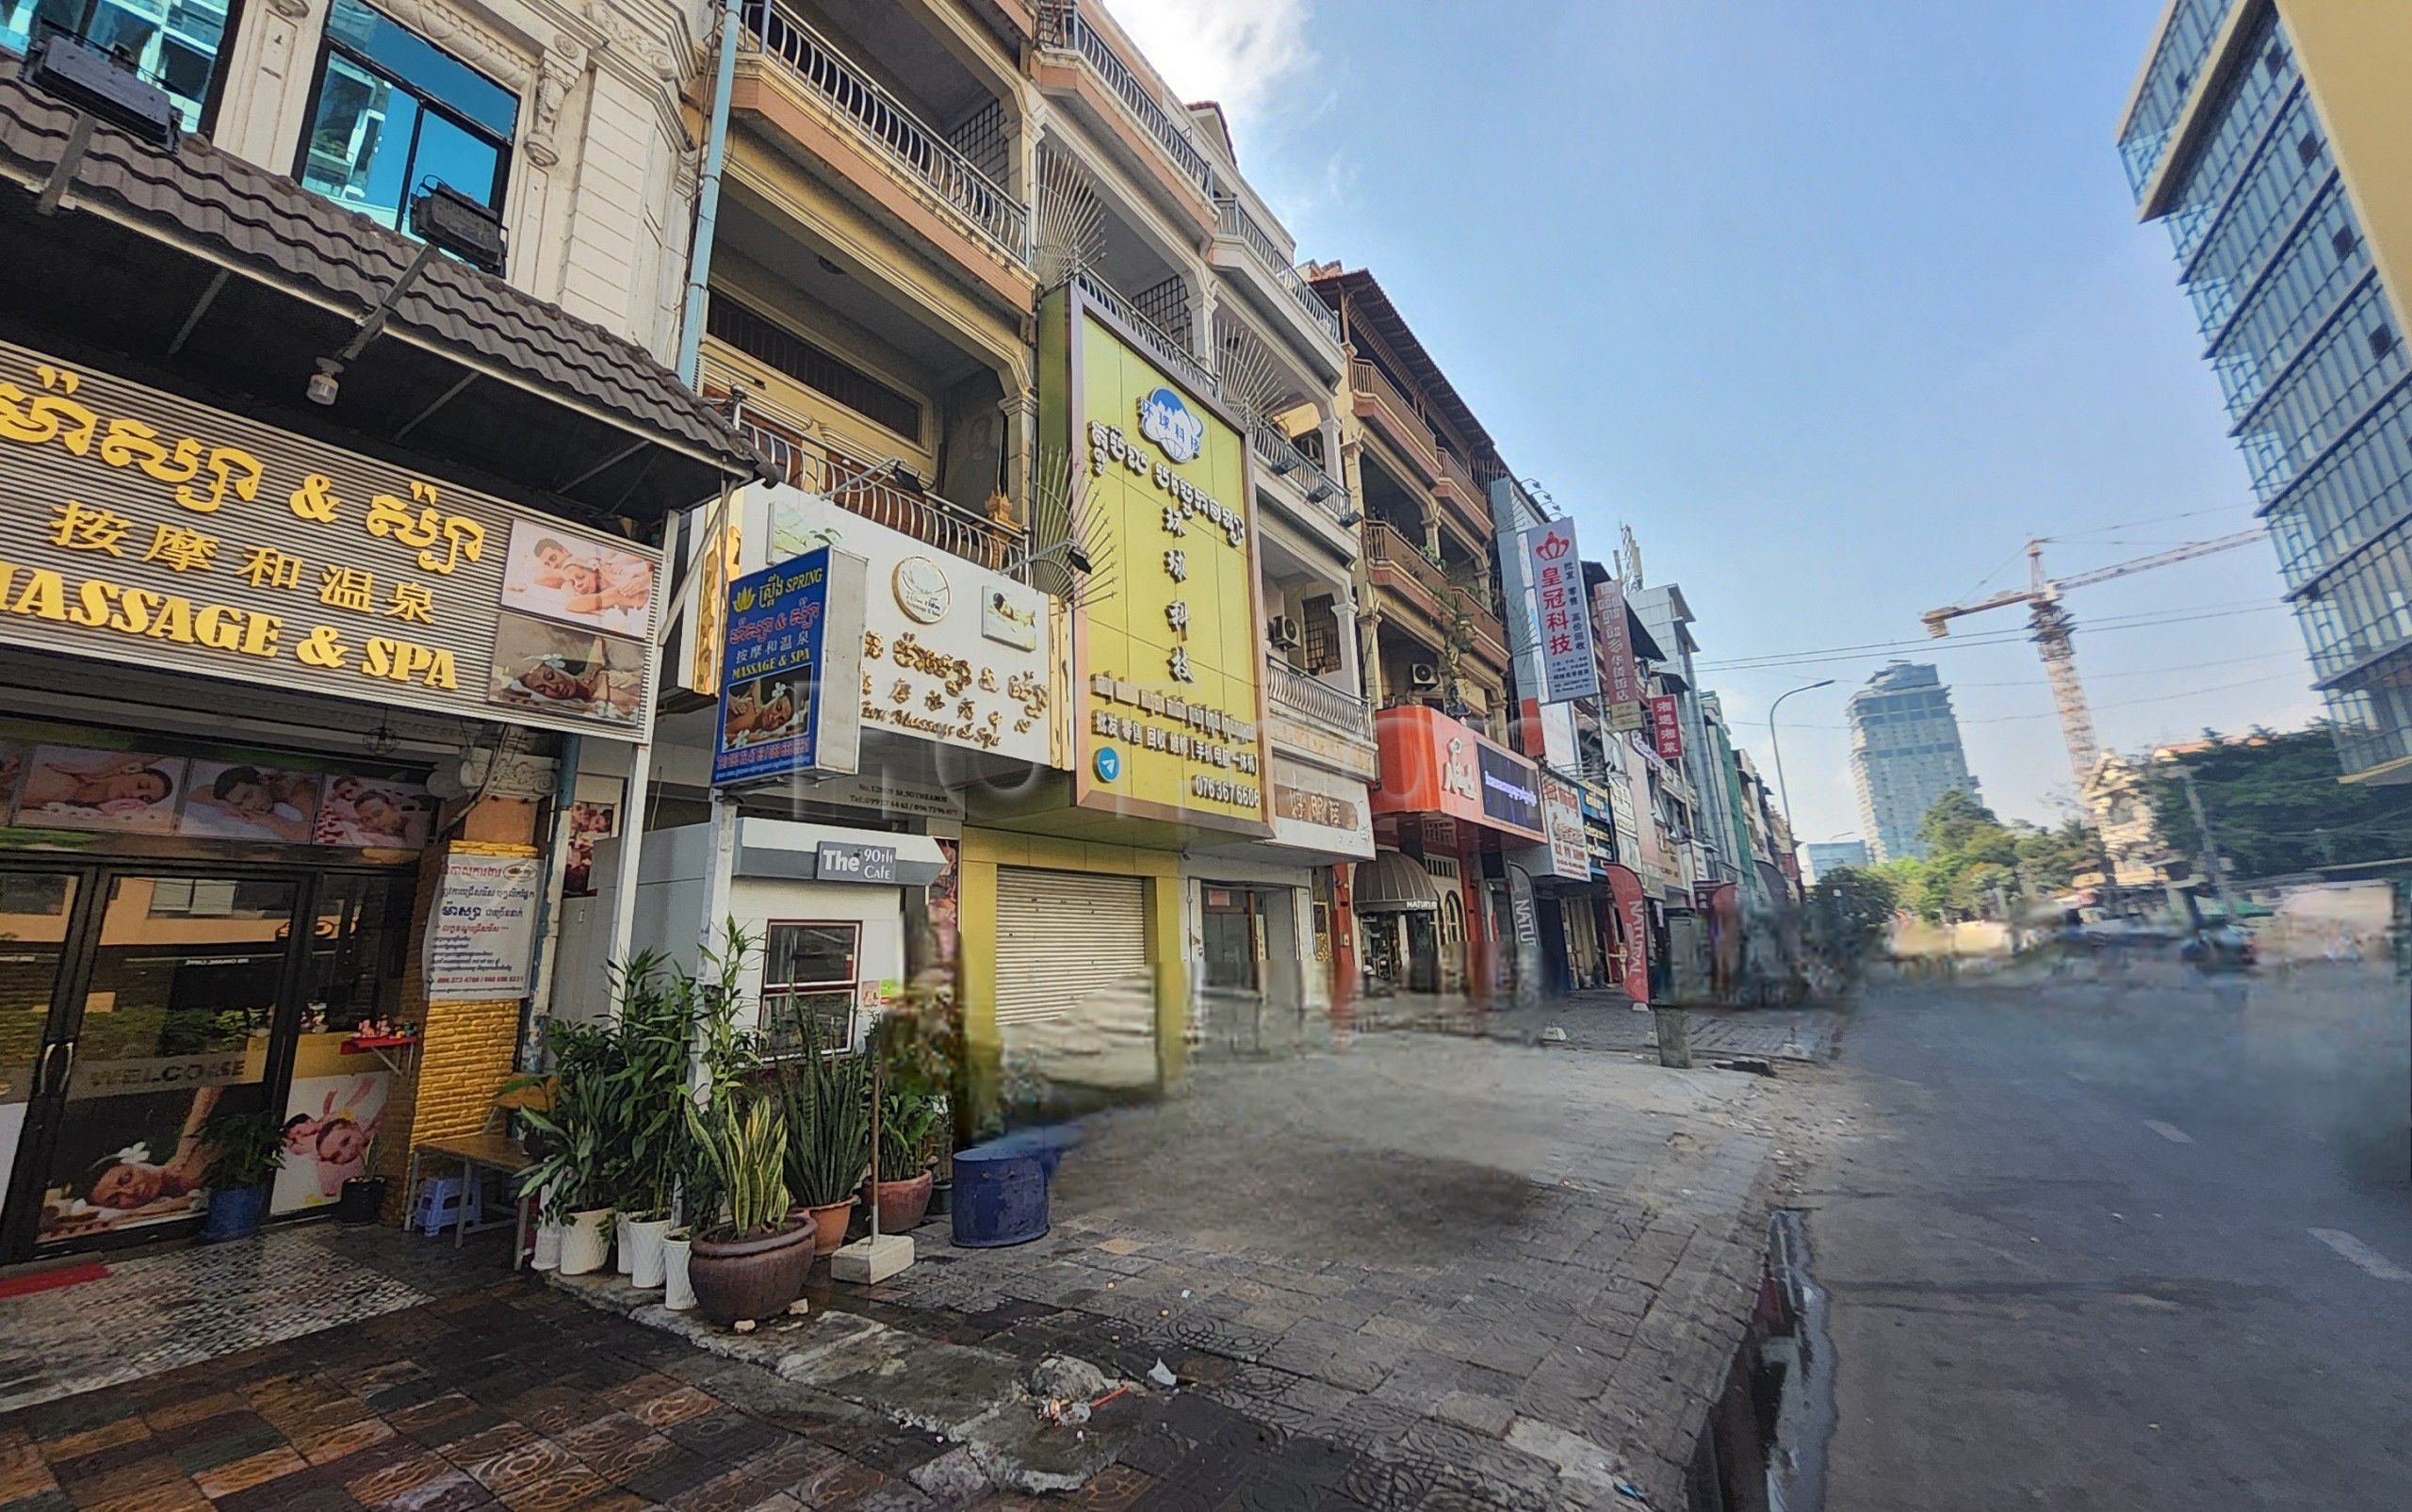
[197,1107,284,1241]
[868,1084,941,1233]
[776,1004,869,1255]
[684,1086,812,1325]
[334,1130,386,1224]
[607,952,692,1289]
[512,1020,619,1275]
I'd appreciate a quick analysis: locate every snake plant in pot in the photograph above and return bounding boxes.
[683,1086,809,1325]
[775,1002,870,1255]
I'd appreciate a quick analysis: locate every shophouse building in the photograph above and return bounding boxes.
[0,3,760,1264]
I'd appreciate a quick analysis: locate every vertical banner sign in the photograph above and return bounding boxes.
[1517,521,1597,703]
[1603,863,1650,1006]
[424,844,544,1001]
[1594,577,1644,729]
[1541,774,1589,878]
[712,547,868,785]
[1650,693,1685,762]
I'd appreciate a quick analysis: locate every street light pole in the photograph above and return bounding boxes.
[1768,678,1834,870]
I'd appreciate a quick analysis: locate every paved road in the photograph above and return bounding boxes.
[1801,965,2412,1510]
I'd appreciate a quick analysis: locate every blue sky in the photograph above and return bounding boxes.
[1112,0,2320,840]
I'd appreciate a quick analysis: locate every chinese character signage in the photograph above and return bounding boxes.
[711,547,867,786]
[0,341,660,739]
[1650,693,1685,762]
[1593,576,1644,729]
[1044,286,1269,835]
[1515,521,1597,704]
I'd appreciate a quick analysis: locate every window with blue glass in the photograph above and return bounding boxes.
[2,0,238,131]
[298,0,517,232]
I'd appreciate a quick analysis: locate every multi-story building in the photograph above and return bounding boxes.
[2118,1,2412,780]
[1847,661,1980,862]
[0,1,760,1264]
[1309,264,1539,1000]
[1804,839,1871,881]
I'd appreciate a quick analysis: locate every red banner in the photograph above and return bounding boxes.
[1603,863,1650,1006]
[1649,693,1684,762]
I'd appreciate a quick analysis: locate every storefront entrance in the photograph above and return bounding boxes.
[1200,886,1266,993]
[0,859,410,1261]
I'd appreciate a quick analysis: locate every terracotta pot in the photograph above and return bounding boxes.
[864,1171,934,1234]
[689,1221,815,1326]
[797,1197,856,1256]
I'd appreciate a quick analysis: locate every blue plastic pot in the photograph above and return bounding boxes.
[199,1183,268,1242]
[951,1126,1080,1248]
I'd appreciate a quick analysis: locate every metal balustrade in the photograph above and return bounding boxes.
[1216,196,1344,347]
[1265,654,1375,744]
[1071,267,1219,398]
[1037,0,1218,200]
[733,411,1029,578]
[1249,420,1348,520]
[744,0,1030,266]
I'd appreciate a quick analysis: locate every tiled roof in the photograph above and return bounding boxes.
[1309,264,1503,470]
[0,60,764,480]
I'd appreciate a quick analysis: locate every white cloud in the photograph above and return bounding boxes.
[1100,0,1316,142]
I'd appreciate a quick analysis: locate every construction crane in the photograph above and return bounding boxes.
[1920,530,2265,788]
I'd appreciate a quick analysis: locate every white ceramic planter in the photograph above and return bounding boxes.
[626,1216,674,1289]
[562,1207,614,1276]
[661,1232,696,1311]
[613,1211,635,1275]
[531,1219,565,1272]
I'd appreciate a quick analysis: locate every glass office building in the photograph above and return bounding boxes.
[2123,1,2412,780]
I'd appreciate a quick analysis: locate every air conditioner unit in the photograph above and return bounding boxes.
[1410,663,1441,689]
[1268,614,1302,649]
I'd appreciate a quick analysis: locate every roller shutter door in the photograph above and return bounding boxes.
[994,867,1148,1035]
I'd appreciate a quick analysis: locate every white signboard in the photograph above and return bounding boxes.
[746,485,1055,767]
[1541,773,1589,879]
[424,845,544,1001]
[1517,520,1597,704]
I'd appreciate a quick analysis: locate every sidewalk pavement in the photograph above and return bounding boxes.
[0,1006,1815,1511]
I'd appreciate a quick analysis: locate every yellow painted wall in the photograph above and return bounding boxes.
[2283,0,2412,335]
[955,827,1188,1109]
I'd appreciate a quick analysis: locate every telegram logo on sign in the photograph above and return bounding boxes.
[1137,386,1205,464]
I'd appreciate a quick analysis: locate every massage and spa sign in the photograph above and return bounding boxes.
[712,547,868,786]
[0,342,660,737]
[424,843,544,1002]
[1044,286,1270,835]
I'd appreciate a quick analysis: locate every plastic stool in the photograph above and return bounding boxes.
[411,1174,482,1238]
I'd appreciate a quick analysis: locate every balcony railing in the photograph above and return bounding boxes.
[744,0,1031,266]
[1266,654,1374,745]
[1216,196,1343,347]
[732,408,1029,578]
[1071,266,1218,398]
[1362,524,1508,668]
[1037,1,1217,202]
[1349,358,1441,476]
[1437,447,1491,514]
[1249,420,1348,521]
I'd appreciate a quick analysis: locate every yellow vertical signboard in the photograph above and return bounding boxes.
[1050,290,1270,836]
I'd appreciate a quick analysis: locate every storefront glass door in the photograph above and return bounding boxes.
[34,873,300,1250]
[1201,888,1261,993]
[0,870,81,1245]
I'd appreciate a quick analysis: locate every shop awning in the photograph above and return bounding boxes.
[1354,850,1442,914]
[0,61,769,524]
